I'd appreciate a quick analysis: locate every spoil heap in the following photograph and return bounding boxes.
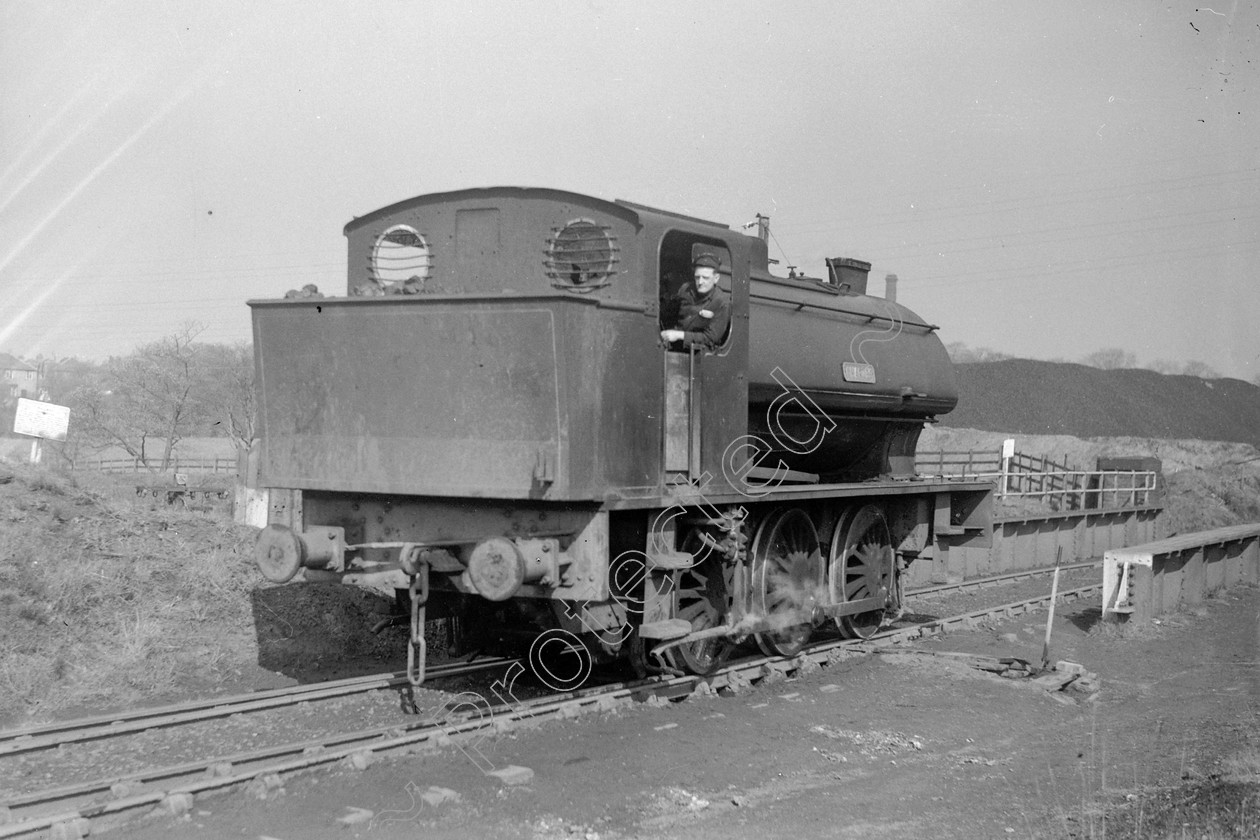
[943,360,1260,447]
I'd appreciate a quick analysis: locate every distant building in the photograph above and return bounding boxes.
[0,353,39,406]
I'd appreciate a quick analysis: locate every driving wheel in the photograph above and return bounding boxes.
[751,507,822,657]
[828,504,895,639]
[665,529,732,675]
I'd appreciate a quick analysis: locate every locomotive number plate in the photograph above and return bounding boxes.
[842,362,877,384]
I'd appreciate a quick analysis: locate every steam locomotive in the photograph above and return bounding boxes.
[250,187,991,684]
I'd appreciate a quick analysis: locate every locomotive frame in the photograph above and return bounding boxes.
[249,187,992,684]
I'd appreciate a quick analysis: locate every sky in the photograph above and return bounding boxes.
[1,1,1256,380]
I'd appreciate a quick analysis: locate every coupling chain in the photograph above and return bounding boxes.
[406,563,429,686]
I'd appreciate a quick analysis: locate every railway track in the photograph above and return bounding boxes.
[0,563,1100,839]
[905,560,1099,599]
[0,656,516,759]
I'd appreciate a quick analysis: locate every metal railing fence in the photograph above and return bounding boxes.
[918,447,1160,510]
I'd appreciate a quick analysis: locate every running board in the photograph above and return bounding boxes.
[745,466,820,484]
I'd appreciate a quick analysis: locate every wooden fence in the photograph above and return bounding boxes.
[77,456,237,475]
[1004,451,1078,496]
[913,449,1003,477]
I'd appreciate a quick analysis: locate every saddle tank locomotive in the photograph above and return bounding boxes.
[250,187,991,683]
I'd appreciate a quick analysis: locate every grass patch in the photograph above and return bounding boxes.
[0,463,258,723]
[1086,615,1161,642]
[1034,722,1260,840]
[1095,776,1260,839]
[0,462,420,725]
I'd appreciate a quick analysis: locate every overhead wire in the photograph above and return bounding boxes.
[6,150,1256,357]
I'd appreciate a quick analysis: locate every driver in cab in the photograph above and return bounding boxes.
[660,252,730,352]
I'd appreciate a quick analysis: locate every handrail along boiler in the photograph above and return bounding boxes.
[249,187,992,683]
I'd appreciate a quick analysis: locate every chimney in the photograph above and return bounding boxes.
[884,273,898,302]
[825,257,871,295]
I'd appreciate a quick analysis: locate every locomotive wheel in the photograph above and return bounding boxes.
[828,504,895,640]
[750,507,822,657]
[665,530,732,675]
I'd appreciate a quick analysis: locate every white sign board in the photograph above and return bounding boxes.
[1002,437,1016,460]
[841,362,877,384]
[13,398,71,442]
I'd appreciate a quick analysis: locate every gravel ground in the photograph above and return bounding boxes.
[67,583,1260,840]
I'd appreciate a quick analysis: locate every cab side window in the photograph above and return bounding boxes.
[658,231,732,352]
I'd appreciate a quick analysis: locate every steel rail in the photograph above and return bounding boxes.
[904,560,1101,598]
[0,581,1100,839]
[0,656,516,758]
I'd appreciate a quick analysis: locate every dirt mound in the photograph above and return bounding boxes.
[0,464,408,725]
[1162,465,1260,534]
[942,360,1260,447]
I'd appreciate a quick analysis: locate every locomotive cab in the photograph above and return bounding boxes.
[657,236,734,353]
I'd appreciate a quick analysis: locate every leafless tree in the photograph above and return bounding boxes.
[196,341,255,456]
[945,342,1013,363]
[1080,348,1137,370]
[68,323,208,471]
[35,357,102,467]
[1145,359,1184,374]
[1180,360,1220,379]
[1146,359,1221,378]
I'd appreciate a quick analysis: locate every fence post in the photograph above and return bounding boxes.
[1000,438,1014,497]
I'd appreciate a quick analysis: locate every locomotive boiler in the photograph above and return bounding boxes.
[250,187,990,683]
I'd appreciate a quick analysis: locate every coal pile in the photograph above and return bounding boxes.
[942,360,1260,447]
